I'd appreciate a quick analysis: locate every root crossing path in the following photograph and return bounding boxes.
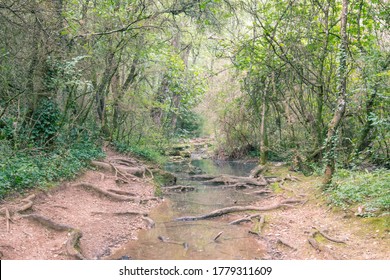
[0,149,161,260]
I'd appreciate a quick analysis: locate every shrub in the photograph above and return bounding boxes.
[328,168,390,214]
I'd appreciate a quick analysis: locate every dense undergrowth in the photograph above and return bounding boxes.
[0,141,105,198]
[113,142,166,165]
[327,168,390,215]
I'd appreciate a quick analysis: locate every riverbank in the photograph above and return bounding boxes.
[0,148,162,260]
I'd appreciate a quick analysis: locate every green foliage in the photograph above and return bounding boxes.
[0,141,104,198]
[175,110,204,138]
[114,142,165,164]
[29,99,61,147]
[328,169,390,214]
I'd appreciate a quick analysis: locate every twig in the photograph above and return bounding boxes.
[213,231,224,242]
[312,227,347,244]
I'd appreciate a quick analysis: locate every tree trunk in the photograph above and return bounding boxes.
[259,76,269,165]
[323,0,348,186]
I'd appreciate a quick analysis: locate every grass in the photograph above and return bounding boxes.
[327,168,390,215]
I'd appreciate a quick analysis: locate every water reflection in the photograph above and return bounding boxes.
[110,159,267,260]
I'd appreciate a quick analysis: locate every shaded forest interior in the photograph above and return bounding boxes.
[0,1,389,211]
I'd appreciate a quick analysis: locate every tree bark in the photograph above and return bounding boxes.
[323,0,348,186]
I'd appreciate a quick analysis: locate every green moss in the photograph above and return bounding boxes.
[361,216,390,235]
[270,182,283,193]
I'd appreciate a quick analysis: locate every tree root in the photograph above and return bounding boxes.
[190,174,268,187]
[106,189,136,196]
[175,199,304,221]
[0,194,36,217]
[66,229,85,260]
[21,214,85,259]
[276,238,297,251]
[163,185,195,192]
[22,214,73,231]
[312,227,347,244]
[72,182,140,203]
[110,158,138,166]
[229,214,260,225]
[19,194,36,212]
[248,215,265,236]
[246,190,272,196]
[91,211,148,216]
[91,160,145,183]
[141,216,155,228]
[307,230,340,259]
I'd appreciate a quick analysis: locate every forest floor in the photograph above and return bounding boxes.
[234,165,390,260]
[0,148,389,260]
[0,149,162,260]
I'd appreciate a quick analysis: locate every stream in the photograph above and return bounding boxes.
[110,159,268,260]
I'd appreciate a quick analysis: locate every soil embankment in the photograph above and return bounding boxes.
[0,149,161,260]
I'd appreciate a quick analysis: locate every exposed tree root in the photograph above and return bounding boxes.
[189,174,218,181]
[249,215,265,236]
[91,160,145,182]
[276,238,297,251]
[175,199,303,221]
[72,182,140,202]
[307,230,340,259]
[22,214,73,231]
[106,189,136,196]
[205,175,268,187]
[308,236,321,251]
[91,211,148,216]
[284,174,301,182]
[66,229,85,260]
[163,185,195,192]
[265,176,282,184]
[19,194,36,212]
[141,216,155,228]
[0,194,36,217]
[21,214,85,259]
[190,174,268,187]
[249,165,267,178]
[229,214,260,225]
[110,158,138,166]
[312,227,347,244]
[91,161,113,172]
[246,190,272,196]
[258,215,265,233]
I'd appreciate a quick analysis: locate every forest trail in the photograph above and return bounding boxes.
[0,149,161,260]
[0,149,388,260]
[220,165,390,260]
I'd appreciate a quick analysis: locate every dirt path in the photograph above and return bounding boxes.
[0,149,161,260]
[221,165,390,260]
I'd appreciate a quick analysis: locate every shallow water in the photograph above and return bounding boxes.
[110,159,268,260]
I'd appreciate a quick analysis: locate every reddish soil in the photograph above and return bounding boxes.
[0,150,161,260]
